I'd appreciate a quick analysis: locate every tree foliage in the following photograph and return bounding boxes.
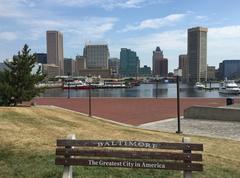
[0,44,45,106]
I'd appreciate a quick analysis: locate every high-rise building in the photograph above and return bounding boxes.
[159,58,168,77]
[152,47,168,77]
[83,43,109,69]
[218,60,240,80]
[188,27,208,83]
[179,54,189,82]
[34,53,47,64]
[152,47,163,76]
[46,31,64,75]
[42,64,60,78]
[139,65,151,76]
[217,62,224,80]
[108,58,120,77]
[120,48,140,77]
[64,58,75,76]
[75,55,86,76]
[207,66,216,81]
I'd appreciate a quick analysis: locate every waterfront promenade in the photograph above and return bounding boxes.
[139,118,240,141]
[34,97,229,125]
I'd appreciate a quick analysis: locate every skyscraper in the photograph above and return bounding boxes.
[188,27,208,83]
[179,54,189,82]
[64,58,75,76]
[207,66,216,81]
[46,31,64,75]
[120,48,140,77]
[34,53,47,64]
[75,55,86,76]
[152,47,168,77]
[159,58,168,77]
[83,43,109,69]
[108,58,120,77]
[139,65,151,76]
[218,60,240,80]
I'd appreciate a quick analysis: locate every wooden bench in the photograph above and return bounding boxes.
[55,134,203,178]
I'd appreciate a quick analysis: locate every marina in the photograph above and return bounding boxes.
[41,83,240,98]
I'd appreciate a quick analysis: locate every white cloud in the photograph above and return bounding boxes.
[20,17,117,41]
[0,0,118,59]
[0,32,18,41]
[208,25,240,65]
[196,15,207,20]
[124,30,186,50]
[121,13,187,32]
[209,25,240,39]
[0,0,27,17]
[52,0,167,9]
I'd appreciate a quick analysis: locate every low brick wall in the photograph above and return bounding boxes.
[184,106,240,122]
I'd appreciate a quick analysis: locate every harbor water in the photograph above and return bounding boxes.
[41,83,240,98]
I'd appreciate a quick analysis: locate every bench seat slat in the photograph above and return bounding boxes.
[57,140,203,151]
[55,158,203,171]
[56,148,202,161]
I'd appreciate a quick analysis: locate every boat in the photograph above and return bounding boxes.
[63,79,130,89]
[99,80,128,88]
[219,80,240,94]
[194,82,206,89]
[63,80,91,89]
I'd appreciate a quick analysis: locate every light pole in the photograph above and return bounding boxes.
[174,69,182,134]
[155,76,159,99]
[67,72,70,99]
[86,75,93,117]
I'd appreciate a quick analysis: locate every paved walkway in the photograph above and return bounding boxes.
[34,97,228,125]
[139,118,240,141]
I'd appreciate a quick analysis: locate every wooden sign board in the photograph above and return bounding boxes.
[57,140,203,151]
[55,158,203,171]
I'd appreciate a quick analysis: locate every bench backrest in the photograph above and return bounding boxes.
[55,139,203,172]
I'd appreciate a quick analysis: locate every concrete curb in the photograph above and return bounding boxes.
[138,116,184,127]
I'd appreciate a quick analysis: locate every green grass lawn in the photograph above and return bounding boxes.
[0,106,240,178]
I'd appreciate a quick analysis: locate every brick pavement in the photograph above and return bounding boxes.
[33,97,231,125]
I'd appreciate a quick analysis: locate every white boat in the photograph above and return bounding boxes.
[104,81,127,88]
[219,80,240,94]
[63,80,91,89]
[194,82,205,89]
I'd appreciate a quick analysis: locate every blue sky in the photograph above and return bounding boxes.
[1,0,240,71]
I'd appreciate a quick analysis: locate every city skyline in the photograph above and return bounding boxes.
[1,0,240,71]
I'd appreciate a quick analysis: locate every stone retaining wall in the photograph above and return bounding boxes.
[184,106,240,122]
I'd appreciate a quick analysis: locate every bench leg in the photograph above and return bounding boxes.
[63,166,73,178]
[183,137,192,178]
[63,134,76,178]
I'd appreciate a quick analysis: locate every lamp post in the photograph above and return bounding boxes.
[155,76,159,99]
[86,75,93,117]
[67,72,70,99]
[174,69,182,134]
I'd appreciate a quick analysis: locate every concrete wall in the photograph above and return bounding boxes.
[184,106,240,122]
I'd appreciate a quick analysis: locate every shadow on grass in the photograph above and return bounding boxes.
[0,145,181,178]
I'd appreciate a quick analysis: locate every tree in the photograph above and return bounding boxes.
[0,70,15,105]
[0,44,45,106]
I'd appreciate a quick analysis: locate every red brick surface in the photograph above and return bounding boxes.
[33,97,233,126]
